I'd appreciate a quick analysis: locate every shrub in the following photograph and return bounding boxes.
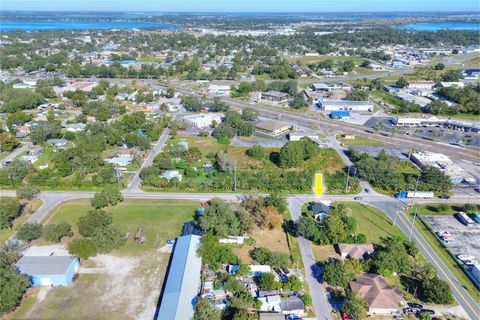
[77,210,112,237]
[246,145,265,160]
[16,223,42,241]
[91,226,126,253]
[42,223,73,242]
[68,238,97,259]
[0,267,30,314]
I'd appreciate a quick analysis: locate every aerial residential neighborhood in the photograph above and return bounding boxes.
[0,2,479,320]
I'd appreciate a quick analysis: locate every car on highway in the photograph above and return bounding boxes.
[364,188,370,193]
[438,195,450,199]
[354,197,363,201]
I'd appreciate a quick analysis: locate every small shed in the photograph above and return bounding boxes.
[15,256,80,286]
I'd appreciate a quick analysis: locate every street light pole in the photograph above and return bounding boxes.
[345,165,350,193]
[410,174,421,208]
[409,208,418,240]
[393,200,400,226]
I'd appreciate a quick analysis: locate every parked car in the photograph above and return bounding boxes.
[407,302,423,309]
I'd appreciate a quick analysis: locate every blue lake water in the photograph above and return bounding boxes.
[0,20,178,32]
[399,22,480,31]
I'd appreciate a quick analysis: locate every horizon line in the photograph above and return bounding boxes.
[1,10,480,13]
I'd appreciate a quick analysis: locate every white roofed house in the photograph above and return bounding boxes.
[160,170,183,181]
[408,80,434,90]
[65,123,86,132]
[183,113,223,129]
[106,155,133,170]
[207,84,231,97]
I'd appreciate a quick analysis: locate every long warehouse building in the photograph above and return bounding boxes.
[156,234,202,320]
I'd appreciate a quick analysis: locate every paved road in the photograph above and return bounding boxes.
[126,127,171,192]
[288,197,332,320]
[371,200,480,320]
[0,143,32,167]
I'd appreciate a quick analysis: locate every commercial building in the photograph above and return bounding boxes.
[408,80,435,90]
[410,151,476,184]
[261,91,289,103]
[311,83,330,91]
[156,235,202,320]
[183,113,223,128]
[350,274,406,315]
[462,68,480,79]
[317,100,373,112]
[15,256,80,286]
[207,84,231,97]
[395,92,431,108]
[255,120,291,137]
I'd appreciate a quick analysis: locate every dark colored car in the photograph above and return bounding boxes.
[438,195,450,199]
[364,188,370,193]
[407,302,423,309]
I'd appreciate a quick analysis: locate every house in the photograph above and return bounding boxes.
[46,138,68,148]
[336,243,375,260]
[255,120,291,137]
[312,83,330,91]
[318,100,373,112]
[15,256,80,286]
[183,114,223,129]
[207,84,231,97]
[280,296,305,315]
[350,274,406,315]
[461,68,480,79]
[156,235,202,320]
[20,154,39,164]
[261,91,289,103]
[65,123,86,132]
[16,126,31,138]
[107,156,133,169]
[258,295,282,312]
[160,170,183,181]
[250,265,271,276]
[311,202,331,220]
[408,80,434,90]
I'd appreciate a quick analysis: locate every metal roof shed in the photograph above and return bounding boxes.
[15,256,80,286]
[156,234,202,320]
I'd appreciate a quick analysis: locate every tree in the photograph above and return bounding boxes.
[421,276,454,304]
[0,197,21,230]
[257,272,281,290]
[283,275,303,291]
[200,198,251,237]
[241,108,258,121]
[434,63,445,70]
[396,77,409,88]
[250,247,290,269]
[245,145,265,160]
[360,60,371,68]
[346,90,369,101]
[254,206,283,229]
[289,93,308,109]
[68,238,97,259]
[16,223,42,241]
[323,259,355,288]
[301,294,312,306]
[16,185,40,200]
[0,242,23,268]
[42,223,73,242]
[91,187,123,209]
[0,267,30,314]
[91,226,126,253]
[195,297,221,320]
[198,235,238,270]
[0,133,19,152]
[343,291,368,320]
[420,165,452,194]
[264,193,288,214]
[280,141,304,168]
[215,150,237,173]
[77,210,113,237]
[342,60,355,72]
[296,216,320,243]
[441,69,461,82]
[369,237,412,277]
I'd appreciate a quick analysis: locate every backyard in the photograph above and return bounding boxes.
[9,199,199,320]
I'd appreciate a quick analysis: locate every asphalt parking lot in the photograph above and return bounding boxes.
[422,215,480,261]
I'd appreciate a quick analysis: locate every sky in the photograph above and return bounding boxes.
[1,0,479,12]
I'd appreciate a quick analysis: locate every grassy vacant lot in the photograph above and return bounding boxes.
[337,135,389,147]
[12,199,198,319]
[160,136,352,194]
[284,55,364,65]
[407,205,480,302]
[1,198,43,243]
[311,202,404,261]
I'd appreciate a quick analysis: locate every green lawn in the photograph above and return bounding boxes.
[44,199,198,255]
[410,203,467,216]
[406,207,480,302]
[337,135,389,147]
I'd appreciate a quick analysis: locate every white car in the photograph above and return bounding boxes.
[457,255,476,261]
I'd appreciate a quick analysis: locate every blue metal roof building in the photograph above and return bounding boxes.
[329,111,351,118]
[156,234,202,320]
[15,256,80,286]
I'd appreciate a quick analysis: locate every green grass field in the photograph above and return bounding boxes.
[337,135,389,147]
[44,199,198,255]
[407,206,480,302]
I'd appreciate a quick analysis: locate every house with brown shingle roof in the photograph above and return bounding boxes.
[350,273,406,315]
[336,243,375,260]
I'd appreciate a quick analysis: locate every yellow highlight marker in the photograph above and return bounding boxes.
[313,172,323,196]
